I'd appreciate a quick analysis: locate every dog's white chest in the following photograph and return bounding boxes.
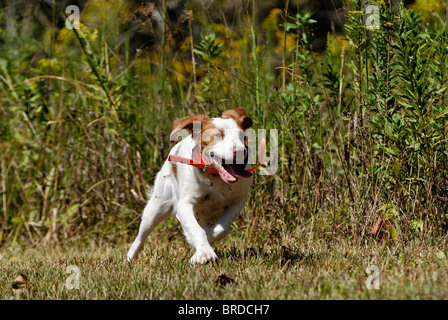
[194,193,231,225]
[193,179,251,226]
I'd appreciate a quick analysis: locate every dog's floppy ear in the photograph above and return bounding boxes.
[170,115,209,142]
[222,107,253,130]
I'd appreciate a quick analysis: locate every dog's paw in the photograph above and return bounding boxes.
[126,253,136,263]
[126,243,141,262]
[189,247,218,265]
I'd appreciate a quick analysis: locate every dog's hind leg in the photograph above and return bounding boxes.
[126,182,174,262]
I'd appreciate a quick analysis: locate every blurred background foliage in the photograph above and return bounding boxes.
[0,0,447,249]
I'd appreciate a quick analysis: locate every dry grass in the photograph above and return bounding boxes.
[1,220,448,300]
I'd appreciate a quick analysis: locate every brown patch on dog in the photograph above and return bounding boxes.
[222,107,252,131]
[199,121,224,152]
[171,162,177,178]
[170,115,211,142]
[169,114,224,153]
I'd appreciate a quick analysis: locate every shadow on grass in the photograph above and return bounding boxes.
[216,245,319,267]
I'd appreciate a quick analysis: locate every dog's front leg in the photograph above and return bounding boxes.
[176,200,217,265]
[204,203,245,244]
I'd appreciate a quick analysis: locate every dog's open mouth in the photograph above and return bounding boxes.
[211,156,252,184]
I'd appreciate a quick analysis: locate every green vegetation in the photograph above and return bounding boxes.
[0,0,448,299]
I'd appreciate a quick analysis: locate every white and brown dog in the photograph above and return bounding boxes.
[126,107,257,264]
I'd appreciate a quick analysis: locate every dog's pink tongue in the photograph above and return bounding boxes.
[224,164,252,178]
[211,158,237,183]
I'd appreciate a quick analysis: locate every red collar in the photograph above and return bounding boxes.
[168,138,265,175]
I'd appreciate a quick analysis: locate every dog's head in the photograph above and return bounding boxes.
[170,107,253,183]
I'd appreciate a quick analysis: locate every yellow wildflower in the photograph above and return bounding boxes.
[262,8,283,32]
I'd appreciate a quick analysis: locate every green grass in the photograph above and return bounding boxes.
[2,221,448,300]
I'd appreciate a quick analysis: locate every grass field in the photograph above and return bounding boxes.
[1,0,448,300]
[2,218,448,300]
